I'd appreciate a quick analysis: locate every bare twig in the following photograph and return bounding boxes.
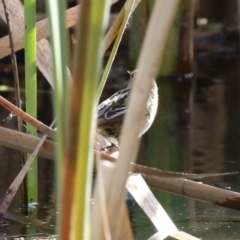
[0,96,56,139]
[130,162,238,180]
[98,151,238,180]
[1,0,23,131]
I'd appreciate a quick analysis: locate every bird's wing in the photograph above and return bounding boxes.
[97,88,130,125]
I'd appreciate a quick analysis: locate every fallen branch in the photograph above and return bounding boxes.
[0,126,55,160]
[143,174,240,211]
[0,126,239,211]
[0,121,54,219]
[0,128,235,181]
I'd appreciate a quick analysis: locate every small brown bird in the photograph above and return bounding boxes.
[97,70,158,145]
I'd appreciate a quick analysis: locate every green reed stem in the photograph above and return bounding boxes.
[24,0,38,218]
[69,0,109,238]
[45,0,69,234]
[97,0,136,102]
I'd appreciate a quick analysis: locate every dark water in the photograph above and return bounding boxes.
[2,60,240,239]
[1,22,240,240]
[133,74,240,239]
[132,34,240,239]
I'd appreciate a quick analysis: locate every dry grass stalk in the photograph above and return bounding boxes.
[0,125,239,213]
[104,1,180,238]
[127,174,200,240]
[0,126,55,159]
[0,121,53,219]
[170,231,200,240]
[143,174,240,211]
[1,126,239,212]
[0,124,240,210]
[0,124,235,177]
[91,160,113,240]
[91,159,134,240]
[148,231,200,240]
[0,5,80,60]
[0,0,120,88]
[127,174,178,238]
[0,0,53,86]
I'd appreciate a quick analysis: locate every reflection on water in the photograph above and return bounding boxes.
[190,77,226,175]
[133,67,240,238]
[133,33,240,238]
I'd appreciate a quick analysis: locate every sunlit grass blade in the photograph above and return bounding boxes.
[97,0,137,101]
[66,0,110,238]
[102,0,141,54]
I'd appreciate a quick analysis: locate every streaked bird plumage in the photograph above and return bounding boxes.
[97,70,158,145]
